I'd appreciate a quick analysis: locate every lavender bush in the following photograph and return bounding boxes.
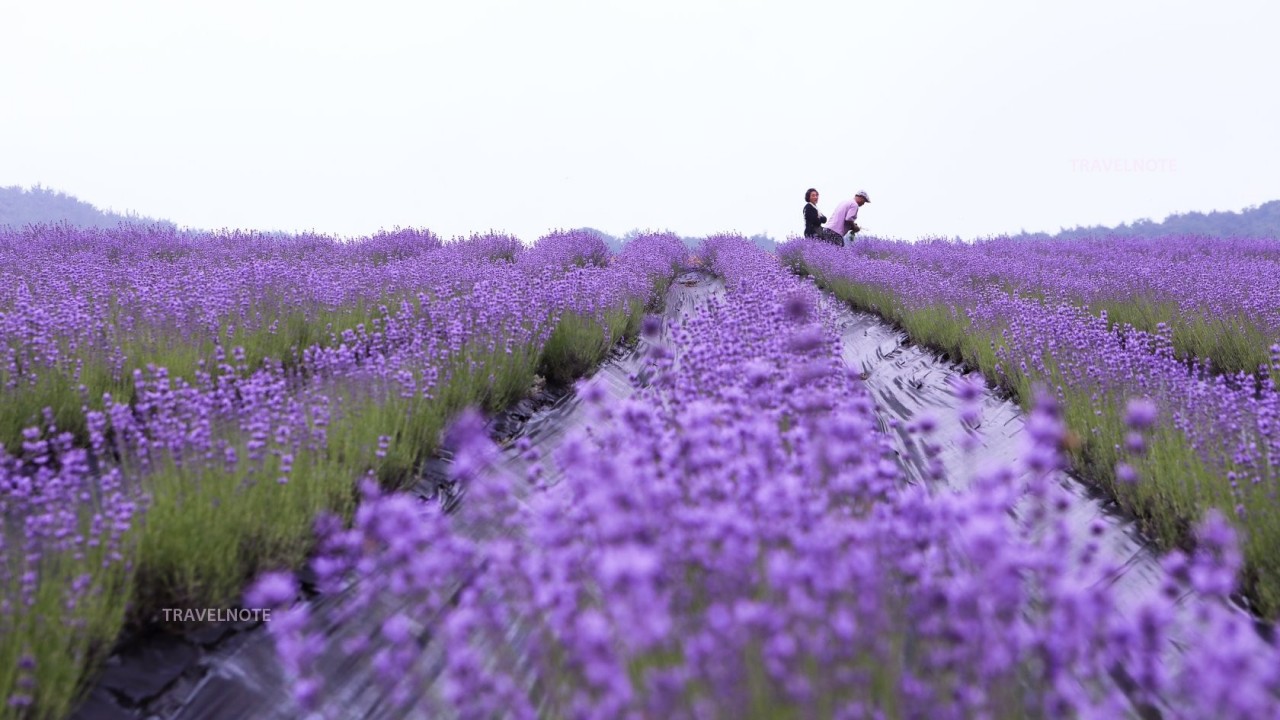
[1,418,137,719]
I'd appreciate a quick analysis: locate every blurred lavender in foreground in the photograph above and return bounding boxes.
[258,237,1280,718]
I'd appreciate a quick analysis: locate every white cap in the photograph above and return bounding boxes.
[855,190,871,202]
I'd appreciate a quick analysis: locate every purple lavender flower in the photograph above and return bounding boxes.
[1124,398,1159,430]
[245,571,297,609]
[783,292,813,323]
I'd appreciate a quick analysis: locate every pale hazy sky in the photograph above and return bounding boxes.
[2,0,1277,242]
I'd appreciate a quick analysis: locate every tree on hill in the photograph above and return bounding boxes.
[1017,200,1280,240]
[747,232,778,251]
[0,185,174,229]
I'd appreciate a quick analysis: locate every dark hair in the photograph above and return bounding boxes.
[805,188,818,203]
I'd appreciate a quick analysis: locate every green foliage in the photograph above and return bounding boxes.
[131,412,356,613]
[539,302,643,387]
[1092,298,1274,378]
[0,300,391,454]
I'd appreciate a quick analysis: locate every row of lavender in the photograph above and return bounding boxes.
[0,225,686,719]
[855,234,1280,378]
[781,237,1280,615]
[0,225,608,449]
[250,235,1280,718]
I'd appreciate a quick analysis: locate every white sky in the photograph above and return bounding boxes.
[2,0,1278,242]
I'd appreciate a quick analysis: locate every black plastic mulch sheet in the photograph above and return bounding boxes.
[835,308,1175,617]
[832,303,1271,714]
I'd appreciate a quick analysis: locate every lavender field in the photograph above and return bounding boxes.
[4,226,1280,718]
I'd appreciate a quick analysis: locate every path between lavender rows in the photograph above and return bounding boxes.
[832,298,1262,626]
[77,269,1239,719]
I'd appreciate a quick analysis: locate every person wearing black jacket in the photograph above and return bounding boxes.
[803,188,826,237]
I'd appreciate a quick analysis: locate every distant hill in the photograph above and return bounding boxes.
[0,185,174,229]
[1017,200,1280,240]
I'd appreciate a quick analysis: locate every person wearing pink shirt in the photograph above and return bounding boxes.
[822,190,871,245]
